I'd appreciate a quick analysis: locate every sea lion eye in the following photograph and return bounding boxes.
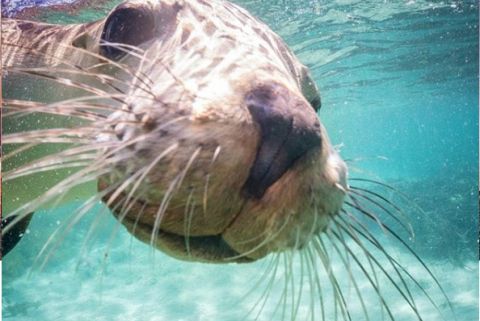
[308,94,321,112]
[100,5,155,60]
[300,68,322,112]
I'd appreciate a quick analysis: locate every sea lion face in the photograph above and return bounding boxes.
[96,0,348,262]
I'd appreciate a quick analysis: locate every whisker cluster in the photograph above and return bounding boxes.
[240,178,456,321]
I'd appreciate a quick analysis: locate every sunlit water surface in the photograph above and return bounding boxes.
[2,0,478,320]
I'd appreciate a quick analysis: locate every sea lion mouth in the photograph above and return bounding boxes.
[119,212,254,263]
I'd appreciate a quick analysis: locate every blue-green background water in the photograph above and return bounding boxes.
[2,0,479,320]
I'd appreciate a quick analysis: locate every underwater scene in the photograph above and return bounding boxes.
[2,0,478,320]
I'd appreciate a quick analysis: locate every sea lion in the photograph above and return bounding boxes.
[1,0,452,319]
[2,0,347,262]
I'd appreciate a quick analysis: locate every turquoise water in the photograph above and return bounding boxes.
[3,0,479,320]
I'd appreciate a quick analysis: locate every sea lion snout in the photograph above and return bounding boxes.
[243,83,322,199]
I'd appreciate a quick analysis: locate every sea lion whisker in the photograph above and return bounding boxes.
[36,181,127,273]
[305,246,325,321]
[347,225,386,320]
[4,40,155,96]
[99,40,146,55]
[338,210,453,320]
[183,187,196,258]
[113,182,170,241]
[94,117,189,164]
[129,42,150,101]
[292,246,306,321]
[342,164,388,182]
[98,40,200,102]
[223,213,293,261]
[240,255,279,320]
[336,212,419,311]
[4,136,89,145]
[95,164,179,266]
[115,143,179,218]
[3,165,111,234]
[275,253,290,321]
[176,147,203,193]
[3,140,121,181]
[282,252,295,321]
[35,109,104,122]
[343,155,391,164]
[262,252,287,321]
[10,66,133,98]
[4,137,135,218]
[2,97,133,127]
[100,194,140,270]
[77,195,128,267]
[349,186,414,238]
[229,208,292,246]
[90,60,156,95]
[328,221,374,321]
[128,198,148,253]
[258,255,283,320]
[232,224,279,246]
[286,251,296,321]
[23,169,121,267]
[149,148,202,248]
[286,228,306,321]
[347,192,412,238]
[298,199,324,320]
[4,142,94,175]
[321,232,353,321]
[349,178,427,218]
[312,237,352,321]
[4,101,108,121]
[72,42,156,93]
[336,212,451,320]
[301,250,315,321]
[3,145,109,181]
[333,219,436,321]
[8,67,128,105]
[148,175,181,249]
[33,193,110,272]
[97,176,148,263]
[1,142,39,162]
[202,145,222,216]
[344,200,389,235]
[288,247,302,321]
[349,185,404,215]
[5,95,127,113]
[341,201,421,297]
[4,127,101,144]
[328,228,398,321]
[102,163,157,218]
[301,197,322,253]
[6,159,94,181]
[341,197,430,302]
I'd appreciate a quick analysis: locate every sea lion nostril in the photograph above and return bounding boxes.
[243,84,322,199]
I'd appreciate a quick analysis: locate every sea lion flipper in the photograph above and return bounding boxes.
[1,213,34,258]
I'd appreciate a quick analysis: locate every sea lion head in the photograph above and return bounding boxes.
[95,0,348,262]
